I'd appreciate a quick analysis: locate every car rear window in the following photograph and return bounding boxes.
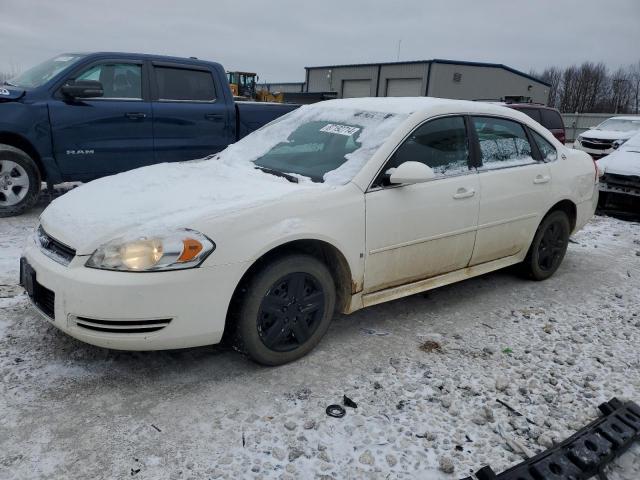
[540,109,564,130]
[516,108,542,123]
[155,67,216,101]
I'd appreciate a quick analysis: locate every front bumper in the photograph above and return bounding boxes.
[21,238,248,350]
[461,397,640,480]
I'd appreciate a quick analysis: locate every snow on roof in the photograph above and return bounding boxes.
[312,96,512,116]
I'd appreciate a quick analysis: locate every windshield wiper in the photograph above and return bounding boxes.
[3,81,16,87]
[255,166,299,183]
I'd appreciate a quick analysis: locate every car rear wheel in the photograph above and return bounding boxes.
[235,254,336,365]
[0,144,41,218]
[521,210,571,281]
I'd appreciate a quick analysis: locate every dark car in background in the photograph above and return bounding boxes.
[506,103,566,144]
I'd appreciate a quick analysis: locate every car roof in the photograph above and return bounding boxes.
[606,116,640,121]
[507,103,559,111]
[65,51,223,69]
[312,97,519,117]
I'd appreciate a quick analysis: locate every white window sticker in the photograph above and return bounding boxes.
[320,124,360,136]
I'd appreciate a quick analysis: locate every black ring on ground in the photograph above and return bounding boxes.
[326,404,346,418]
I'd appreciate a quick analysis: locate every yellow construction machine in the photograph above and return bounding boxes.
[227,71,284,102]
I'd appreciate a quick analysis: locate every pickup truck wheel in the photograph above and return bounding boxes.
[521,210,570,281]
[0,145,41,218]
[235,254,335,366]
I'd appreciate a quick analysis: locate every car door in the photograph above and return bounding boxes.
[49,60,154,177]
[151,63,232,162]
[364,115,480,293]
[469,115,552,266]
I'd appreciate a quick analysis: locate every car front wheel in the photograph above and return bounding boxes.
[0,144,41,218]
[235,254,336,366]
[521,210,571,281]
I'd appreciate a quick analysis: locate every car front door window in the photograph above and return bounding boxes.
[76,63,142,100]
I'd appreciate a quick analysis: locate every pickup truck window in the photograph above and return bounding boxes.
[155,67,216,102]
[8,54,85,89]
[76,63,142,99]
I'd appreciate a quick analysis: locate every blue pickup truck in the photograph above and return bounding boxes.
[0,52,298,217]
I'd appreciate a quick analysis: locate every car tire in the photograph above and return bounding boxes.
[521,210,571,281]
[235,254,336,366]
[0,144,41,218]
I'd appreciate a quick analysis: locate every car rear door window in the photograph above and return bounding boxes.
[472,116,535,169]
[382,116,470,179]
[531,130,558,162]
[540,109,564,130]
[155,67,216,101]
[76,63,142,99]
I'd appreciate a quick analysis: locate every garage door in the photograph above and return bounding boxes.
[386,78,423,97]
[342,80,371,98]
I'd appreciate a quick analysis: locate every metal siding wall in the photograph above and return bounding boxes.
[429,63,549,104]
[260,83,305,93]
[307,69,332,92]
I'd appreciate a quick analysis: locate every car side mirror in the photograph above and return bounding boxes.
[388,161,436,185]
[61,80,104,99]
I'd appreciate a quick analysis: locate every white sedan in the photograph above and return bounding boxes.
[21,98,599,365]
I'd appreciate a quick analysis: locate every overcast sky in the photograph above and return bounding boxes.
[1,0,638,82]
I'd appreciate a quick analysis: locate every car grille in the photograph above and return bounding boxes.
[74,317,172,334]
[580,137,614,150]
[602,173,640,188]
[33,281,55,319]
[37,226,76,266]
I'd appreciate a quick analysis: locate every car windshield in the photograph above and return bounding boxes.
[596,118,640,133]
[7,54,85,89]
[254,121,365,182]
[217,105,408,185]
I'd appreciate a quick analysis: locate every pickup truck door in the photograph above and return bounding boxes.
[48,60,155,177]
[150,63,233,162]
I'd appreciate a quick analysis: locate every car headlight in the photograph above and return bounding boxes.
[85,229,215,272]
[612,139,627,149]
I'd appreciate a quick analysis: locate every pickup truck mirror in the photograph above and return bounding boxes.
[61,80,104,99]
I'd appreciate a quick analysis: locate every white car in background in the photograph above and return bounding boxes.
[597,131,640,211]
[21,98,598,365]
[574,116,640,159]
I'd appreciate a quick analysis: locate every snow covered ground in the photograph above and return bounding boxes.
[1,207,639,479]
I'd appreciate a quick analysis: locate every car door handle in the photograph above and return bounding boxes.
[453,187,475,199]
[204,113,224,122]
[125,112,147,120]
[533,175,551,184]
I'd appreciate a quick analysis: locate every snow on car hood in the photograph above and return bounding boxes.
[40,159,323,255]
[40,102,410,254]
[597,133,640,177]
[581,129,637,140]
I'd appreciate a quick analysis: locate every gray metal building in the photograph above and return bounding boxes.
[303,59,550,104]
